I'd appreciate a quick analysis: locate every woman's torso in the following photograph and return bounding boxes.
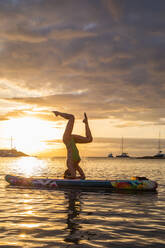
[65,136,81,164]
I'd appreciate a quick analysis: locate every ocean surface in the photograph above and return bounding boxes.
[0,156,165,248]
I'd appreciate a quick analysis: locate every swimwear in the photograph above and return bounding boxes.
[66,137,81,163]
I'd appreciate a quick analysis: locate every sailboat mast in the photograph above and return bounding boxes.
[11,136,13,150]
[121,137,123,154]
[158,131,161,153]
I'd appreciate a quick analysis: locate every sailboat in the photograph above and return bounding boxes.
[153,132,165,158]
[108,153,113,158]
[0,136,28,157]
[116,137,130,158]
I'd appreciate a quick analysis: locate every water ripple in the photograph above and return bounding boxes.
[0,157,165,247]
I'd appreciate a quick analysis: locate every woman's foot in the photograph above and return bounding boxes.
[83,112,88,124]
[52,111,59,116]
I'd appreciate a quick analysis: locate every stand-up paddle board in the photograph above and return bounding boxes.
[5,175,158,191]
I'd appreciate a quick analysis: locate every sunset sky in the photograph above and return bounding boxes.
[0,0,165,157]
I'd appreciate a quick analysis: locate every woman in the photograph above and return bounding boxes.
[53,111,93,179]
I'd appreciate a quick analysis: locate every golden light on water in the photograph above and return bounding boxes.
[13,157,47,177]
[3,117,63,155]
[19,223,40,228]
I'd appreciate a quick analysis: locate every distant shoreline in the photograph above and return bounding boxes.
[0,149,28,157]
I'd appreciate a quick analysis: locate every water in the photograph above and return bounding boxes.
[0,157,165,247]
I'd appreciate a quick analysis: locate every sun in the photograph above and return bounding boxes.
[4,117,62,155]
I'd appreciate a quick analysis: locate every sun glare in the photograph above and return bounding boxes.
[4,117,62,155]
[12,157,48,177]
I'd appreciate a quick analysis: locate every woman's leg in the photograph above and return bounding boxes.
[53,111,75,143]
[63,115,74,143]
[70,113,93,144]
[83,112,93,143]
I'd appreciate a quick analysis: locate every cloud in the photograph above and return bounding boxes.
[1,26,96,43]
[0,109,28,121]
[0,0,165,126]
[0,116,8,121]
[102,0,124,22]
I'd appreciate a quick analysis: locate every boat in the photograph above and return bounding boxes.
[116,152,130,158]
[153,151,165,158]
[116,137,130,158]
[108,153,113,158]
[153,132,165,158]
[5,175,158,192]
[136,132,165,159]
[0,137,28,157]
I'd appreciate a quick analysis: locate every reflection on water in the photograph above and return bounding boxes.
[64,191,82,244]
[0,157,165,247]
[6,157,48,177]
[20,223,41,228]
